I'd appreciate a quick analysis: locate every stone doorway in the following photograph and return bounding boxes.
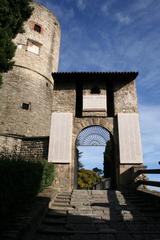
[75,125,115,189]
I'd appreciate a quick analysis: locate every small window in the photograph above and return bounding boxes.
[21,103,31,110]
[90,86,101,94]
[26,39,41,55]
[34,24,41,33]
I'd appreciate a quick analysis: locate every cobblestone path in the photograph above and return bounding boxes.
[32,190,160,240]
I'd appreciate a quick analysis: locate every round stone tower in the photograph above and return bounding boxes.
[0,2,60,137]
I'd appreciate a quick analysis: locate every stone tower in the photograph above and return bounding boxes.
[0,2,60,139]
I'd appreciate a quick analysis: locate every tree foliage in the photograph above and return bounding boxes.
[92,167,103,176]
[78,169,101,189]
[0,0,33,85]
[103,140,113,178]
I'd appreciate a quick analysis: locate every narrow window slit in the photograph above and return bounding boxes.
[21,103,31,110]
[34,24,41,33]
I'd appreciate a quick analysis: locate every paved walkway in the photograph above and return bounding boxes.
[32,190,160,240]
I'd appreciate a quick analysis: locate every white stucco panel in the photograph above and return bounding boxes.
[48,112,73,163]
[83,95,107,112]
[118,113,143,164]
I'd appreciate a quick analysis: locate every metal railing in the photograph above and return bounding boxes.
[135,167,160,188]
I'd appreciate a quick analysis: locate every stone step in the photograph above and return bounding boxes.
[50,202,75,208]
[57,193,72,197]
[37,226,117,235]
[34,232,115,240]
[54,199,70,204]
[52,200,71,205]
[55,197,71,201]
[47,209,68,216]
[31,190,160,240]
[42,218,67,225]
[50,206,75,211]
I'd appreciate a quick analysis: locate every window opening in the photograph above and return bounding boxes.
[21,103,31,110]
[34,24,41,33]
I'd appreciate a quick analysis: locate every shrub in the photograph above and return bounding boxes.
[78,169,101,189]
[0,152,55,222]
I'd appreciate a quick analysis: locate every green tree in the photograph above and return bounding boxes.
[103,140,112,178]
[92,167,103,176]
[78,169,101,189]
[0,0,33,85]
[77,150,84,169]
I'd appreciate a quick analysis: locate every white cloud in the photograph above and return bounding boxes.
[131,0,154,12]
[100,0,116,15]
[116,12,131,25]
[44,3,75,22]
[77,0,86,11]
[65,8,75,20]
[101,2,109,15]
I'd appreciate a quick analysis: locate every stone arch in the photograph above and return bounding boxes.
[73,123,116,189]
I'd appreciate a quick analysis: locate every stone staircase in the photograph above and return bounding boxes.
[32,190,160,240]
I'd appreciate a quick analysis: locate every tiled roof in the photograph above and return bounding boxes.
[52,71,138,82]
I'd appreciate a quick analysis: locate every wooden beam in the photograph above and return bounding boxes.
[137,180,160,188]
[136,169,160,174]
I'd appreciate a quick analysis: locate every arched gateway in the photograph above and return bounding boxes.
[48,72,143,191]
[76,125,115,189]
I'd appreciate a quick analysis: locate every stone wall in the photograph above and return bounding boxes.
[0,2,60,137]
[114,80,138,114]
[21,137,49,160]
[52,164,71,191]
[113,80,142,189]
[0,134,49,160]
[0,68,53,136]
[119,164,143,190]
[52,81,76,113]
[0,135,22,153]
[14,1,61,81]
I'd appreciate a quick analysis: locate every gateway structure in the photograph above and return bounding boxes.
[48,72,143,190]
[0,2,143,190]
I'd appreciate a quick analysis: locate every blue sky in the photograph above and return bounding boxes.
[78,146,105,170]
[38,0,160,175]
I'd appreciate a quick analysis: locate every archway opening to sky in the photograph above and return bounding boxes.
[76,125,113,190]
